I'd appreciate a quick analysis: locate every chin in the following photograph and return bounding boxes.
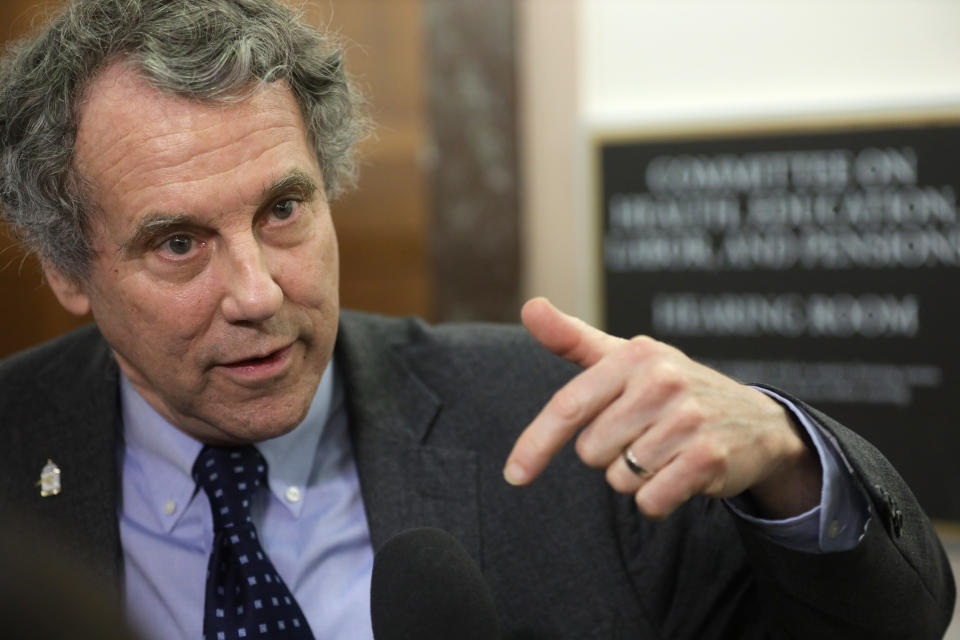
[236,399,314,442]
[203,416,300,446]
[194,376,320,444]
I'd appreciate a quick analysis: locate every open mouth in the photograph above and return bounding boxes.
[222,344,292,371]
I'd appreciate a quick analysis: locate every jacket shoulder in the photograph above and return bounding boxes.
[0,326,112,410]
[339,309,578,390]
[337,310,579,452]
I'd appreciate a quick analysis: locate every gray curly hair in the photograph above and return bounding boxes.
[0,0,366,281]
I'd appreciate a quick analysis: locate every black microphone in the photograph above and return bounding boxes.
[370,527,502,640]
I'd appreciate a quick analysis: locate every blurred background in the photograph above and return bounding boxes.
[2,0,960,633]
[6,0,960,346]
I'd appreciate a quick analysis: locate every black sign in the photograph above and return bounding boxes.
[600,120,960,521]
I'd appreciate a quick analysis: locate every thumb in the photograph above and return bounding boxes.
[521,297,625,369]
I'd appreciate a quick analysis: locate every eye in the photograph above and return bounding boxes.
[273,199,297,220]
[164,234,193,255]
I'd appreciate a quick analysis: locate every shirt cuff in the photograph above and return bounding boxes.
[724,386,870,553]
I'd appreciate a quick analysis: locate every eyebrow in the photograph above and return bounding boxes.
[119,213,197,258]
[262,169,319,204]
[119,169,321,258]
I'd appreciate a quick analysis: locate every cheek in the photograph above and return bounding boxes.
[276,222,339,306]
[160,284,224,338]
[91,273,221,347]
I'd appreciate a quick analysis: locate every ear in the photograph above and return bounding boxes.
[42,261,92,316]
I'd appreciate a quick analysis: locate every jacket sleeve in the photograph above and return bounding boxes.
[614,388,955,639]
[736,391,955,638]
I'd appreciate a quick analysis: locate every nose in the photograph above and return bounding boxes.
[219,238,284,324]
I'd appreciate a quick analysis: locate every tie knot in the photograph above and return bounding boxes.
[193,445,267,531]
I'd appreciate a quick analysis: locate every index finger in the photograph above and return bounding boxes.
[503,349,630,486]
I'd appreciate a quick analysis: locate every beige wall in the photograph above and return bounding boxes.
[520,0,960,327]
[518,0,583,319]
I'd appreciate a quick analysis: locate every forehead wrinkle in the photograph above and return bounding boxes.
[78,82,307,197]
[77,88,222,176]
[130,141,309,207]
[91,120,231,182]
[104,122,305,199]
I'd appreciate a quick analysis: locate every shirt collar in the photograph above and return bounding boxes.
[120,359,335,530]
[257,359,335,518]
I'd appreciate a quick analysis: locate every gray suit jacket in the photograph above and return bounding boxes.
[0,310,954,638]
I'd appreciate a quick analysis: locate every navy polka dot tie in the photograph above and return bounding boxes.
[193,446,315,639]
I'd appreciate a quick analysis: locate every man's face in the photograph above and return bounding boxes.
[66,64,340,444]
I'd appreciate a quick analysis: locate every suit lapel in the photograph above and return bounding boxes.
[26,328,123,586]
[10,316,482,588]
[335,312,481,560]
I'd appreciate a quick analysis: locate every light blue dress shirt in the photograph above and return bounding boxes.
[118,360,375,640]
[117,365,867,640]
[733,387,869,552]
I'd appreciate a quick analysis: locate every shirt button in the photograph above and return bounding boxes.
[827,519,844,539]
[164,500,177,515]
[284,486,301,503]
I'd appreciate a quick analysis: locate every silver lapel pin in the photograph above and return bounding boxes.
[37,459,62,497]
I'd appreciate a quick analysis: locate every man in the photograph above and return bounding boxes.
[0,0,953,638]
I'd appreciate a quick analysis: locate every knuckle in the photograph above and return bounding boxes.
[574,431,604,467]
[628,334,675,358]
[624,335,657,364]
[703,475,728,497]
[627,334,655,349]
[648,361,685,397]
[550,387,584,422]
[606,466,634,494]
[673,396,706,430]
[691,437,729,476]
[635,492,668,520]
